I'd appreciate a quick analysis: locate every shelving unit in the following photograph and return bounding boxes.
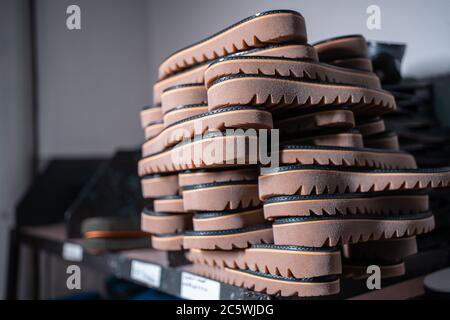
[8,223,450,300]
[10,224,270,300]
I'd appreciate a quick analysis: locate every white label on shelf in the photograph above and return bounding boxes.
[180,272,220,300]
[62,242,83,262]
[130,260,162,288]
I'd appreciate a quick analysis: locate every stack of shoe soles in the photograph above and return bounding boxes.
[137,10,450,297]
[369,45,450,246]
[139,10,308,253]
[140,100,190,250]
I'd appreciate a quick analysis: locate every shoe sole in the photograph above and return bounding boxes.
[263,193,429,220]
[314,35,368,63]
[183,224,273,250]
[186,244,341,278]
[345,236,418,261]
[329,57,373,72]
[81,216,141,234]
[187,264,340,297]
[140,106,162,128]
[163,104,208,128]
[141,211,192,234]
[182,181,260,211]
[153,196,185,213]
[142,107,272,157]
[144,122,164,140]
[139,134,258,176]
[364,131,399,150]
[278,145,417,169]
[158,10,307,79]
[355,117,386,136]
[205,56,381,89]
[170,133,260,170]
[275,109,355,136]
[283,131,364,148]
[179,167,258,187]
[259,165,450,200]
[83,237,151,254]
[193,207,264,231]
[342,236,416,279]
[343,262,405,279]
[151,233,185,251]
[141,173,179,198]
[153,43,318,104]
[207,75,396,115]
[272,212,434,247]
[161,84,207,114]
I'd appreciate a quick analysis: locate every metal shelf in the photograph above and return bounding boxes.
[13,224,450,300]
[17,224,271,300]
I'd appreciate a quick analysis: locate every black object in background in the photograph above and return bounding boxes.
[65,150,145,238]
[369,41,450,249]
[367,41,406,84]
[16,159,104,226]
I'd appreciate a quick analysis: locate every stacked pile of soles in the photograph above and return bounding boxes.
[256,34,441,283]
[141,10,341,297]
[201,32,440,284]
[310,35,411,278]
[140,103,192,251]
[140,9,310,253]
[368,43,450,243]
[137,10,450,297]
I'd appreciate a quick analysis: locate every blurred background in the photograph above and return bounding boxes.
[1,0,450,299]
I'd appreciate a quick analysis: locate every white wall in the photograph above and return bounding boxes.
[147,0,450,85]
[36,0,151,159]
[0,0,34,299]
[35,0,450,159]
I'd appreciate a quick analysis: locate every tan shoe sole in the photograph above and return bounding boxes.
[192,207,264,231]
[187,264,340,297]
[278,145,417,169]
[208,75,396,116]
[178,167,257,187]
[153,196,185,213]
[144,122,164,140]
[259,165,450,200]
[186,244,341,279]
[140,105,162,128]
[153,43,318,104]
[158,10,307,79]
[163,104,208,128]
[272,211,434,247]
[141,173,179,198]
[355,117,386,136]
[205,56,381,89]
[141,210,192,234]
[275,108,355,137]
[161,84,206,114]
[151,233,184,251]
[182,180,260,211]
[263,193,429,220]
[142,106,272,157]
[183,224,273,250]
